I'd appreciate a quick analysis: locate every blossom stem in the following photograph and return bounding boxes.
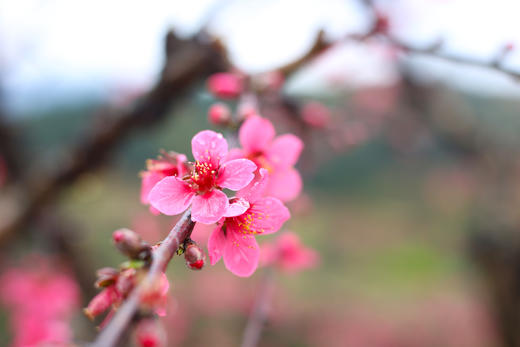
[89,210,195,347]
[240,268,276,347]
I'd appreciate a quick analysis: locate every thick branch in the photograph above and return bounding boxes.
[0,31,228,246]
[90,210,195,347]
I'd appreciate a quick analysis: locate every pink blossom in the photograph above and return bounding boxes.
[208,103,231,125]
[149,130,257,224]
[208,169,290,277]
[231,116,304,201]
[207,72,243,99]
[261,231,319,273]
[302,101,331,129]
[0,257,79,347]
[141,152,188,215]
[135,318,166,347]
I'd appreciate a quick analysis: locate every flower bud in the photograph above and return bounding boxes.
[184,242,206,270]
[95,267,119,288]
[84,286,119,320]
[207,72,243,99]
[135,318,166,347]
[113,228,151,260]
[208,103,231,125]
[115,268,137,298]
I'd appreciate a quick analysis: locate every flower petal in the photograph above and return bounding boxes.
[266,134,303,168]
[247,197,290,235]
[217,159,256,191]
[239,116,275,153]
[149,177,195,215]
[192,130,228,167]
[191,190,229,224]
[224,198,250,217]
[225,148,245,162]
[266,167,302,202]
[223,231,260,277]
[207,224,226,265]
[237,168,269,203]
[141,172,164,205]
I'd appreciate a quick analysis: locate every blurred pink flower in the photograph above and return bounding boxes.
[208,169,290,277]
[149,130,257,224]
[302,101,331,129]
[261,232,319,273]
[207,72,243,99]
[135,318,166,347]
[230,116,304,201]
[141,152,188,215]
[208,102,231,125]
[0,257,79,347]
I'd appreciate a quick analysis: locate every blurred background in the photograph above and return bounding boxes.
[1,0,520,346]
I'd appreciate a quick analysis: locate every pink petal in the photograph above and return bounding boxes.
[149,177,195,215]
[141,172,164,205]
[224,198,250,217]
[266,167,302,202]
[207,224,226,265]
[225,148,245,162]
[239,116,275,153]
[237,168,269,203]
[191,130,228,167]
[223,231,260,277]
[191,190,229,224]
[247,197,290,235]
[217,159,256,191]
[266,134,303,169]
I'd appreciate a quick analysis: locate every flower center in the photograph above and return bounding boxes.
[190,161,217,193]
[247,152,273,173]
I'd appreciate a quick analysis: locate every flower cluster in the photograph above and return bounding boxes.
[0,257,79,347]
[141,114,303,276]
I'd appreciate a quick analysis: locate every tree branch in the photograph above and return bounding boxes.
[89,210,195,347]
[240,268,276,347]
[0,30,228,247]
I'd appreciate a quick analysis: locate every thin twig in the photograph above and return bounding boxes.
[89,210,195,347]
[240,268,276,347]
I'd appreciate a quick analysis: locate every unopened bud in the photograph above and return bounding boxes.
[135,318,166,347]
[84,286,119,320]
[184,242,206,270]
[113,228,151,260]
[207,72,243,99]
[208,103,231,125]
[115,268,137,298]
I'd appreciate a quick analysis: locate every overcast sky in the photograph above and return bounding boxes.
[1,0,520,113]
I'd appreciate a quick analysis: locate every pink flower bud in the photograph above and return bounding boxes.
[208,103,231,125]
[184,242,206,270]
[113,228,151,260]
[135,318,166,347]
[115,268,137,298]
[302,102,331,129]
[207,73,243,99]
[84,286,119,320]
